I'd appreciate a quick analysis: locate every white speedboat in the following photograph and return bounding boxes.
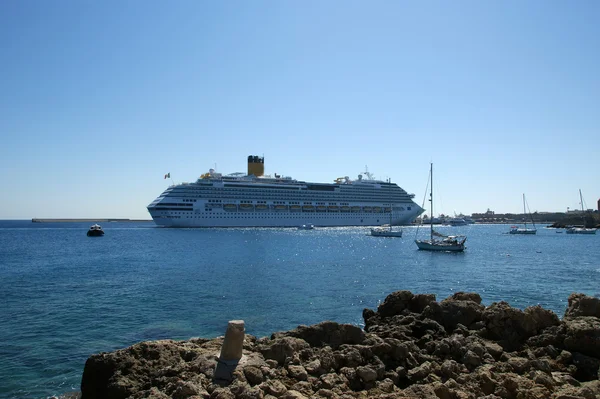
[566,226,596,235]
[87,224,104,237]
[447,218,468,226]
[370,225,403,237]
[297,224,315,230]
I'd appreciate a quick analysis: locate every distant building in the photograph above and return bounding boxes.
[597,198,600,212]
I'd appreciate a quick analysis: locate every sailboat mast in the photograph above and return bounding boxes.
[579,189,585,227]
[522,193,527,229]
[430,163,433,240]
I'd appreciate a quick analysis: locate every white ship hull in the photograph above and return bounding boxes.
[149,208,421,228]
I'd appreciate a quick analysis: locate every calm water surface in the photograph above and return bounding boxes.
[0,220,599,398]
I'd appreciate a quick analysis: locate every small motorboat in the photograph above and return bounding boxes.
[297,224,315,230]
[87,224,105,237]
[370,225,403,237]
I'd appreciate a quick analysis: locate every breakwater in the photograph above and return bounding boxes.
[80,290,600,399]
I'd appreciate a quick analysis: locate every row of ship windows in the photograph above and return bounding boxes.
[174,198,411,205]
[173,193,410,202]
[168,189,409,197]
[158,215,384,221]
[173,185,401,191]
[169,189,407,197]
[156,211,398,217]
[206,199,308,205]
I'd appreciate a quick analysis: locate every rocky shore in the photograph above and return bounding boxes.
[79,291,600,399]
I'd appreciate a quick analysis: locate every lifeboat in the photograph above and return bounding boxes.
[351,206,361,212]
[328,206,339,211]
[373,207,382,213]
[255,204,268,211]
[384,207,392,213]
[224,204,237,211]
[302,205,315,211]
[274,205,288,211]
[363,207,373,212]
[239,204,254,210]
[341,206,351,212]
[316,205,327,212]
[290,205,301,211]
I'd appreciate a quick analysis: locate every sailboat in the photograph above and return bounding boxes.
[415,163,466,252]
[370,178,403,237]
[509,194,537,234]
[566,190,597,234]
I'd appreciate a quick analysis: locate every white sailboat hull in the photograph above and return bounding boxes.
[566,228,597,235]
[370,228,403,237]
[415,239,465,252]
[509,228,537,235]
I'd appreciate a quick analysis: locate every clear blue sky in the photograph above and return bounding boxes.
[1,1,598,219]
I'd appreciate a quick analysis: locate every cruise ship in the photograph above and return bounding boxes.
[147,156,424,227]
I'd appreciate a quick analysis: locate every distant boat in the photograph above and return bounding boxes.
[298,224,315,230]
[566,189,597,235]
[447,216,468,226]
[509,194,537,235]
[370,178,403,237]
[415,163,466,252]
[370,224,403,237]
[87,224,104,237]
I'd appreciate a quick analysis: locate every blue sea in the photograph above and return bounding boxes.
[0,220,599,399]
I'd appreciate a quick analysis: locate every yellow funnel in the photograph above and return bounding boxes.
[247,155,264,176]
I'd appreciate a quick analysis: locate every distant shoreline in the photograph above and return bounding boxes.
[31,218,153,223]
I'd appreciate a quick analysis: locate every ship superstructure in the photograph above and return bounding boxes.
[147,156,424,227]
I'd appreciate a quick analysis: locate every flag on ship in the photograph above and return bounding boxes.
[164,173,170,179]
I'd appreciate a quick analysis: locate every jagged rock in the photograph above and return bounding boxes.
[482,302,532,350]
[259,380,287,397]
[564,293,600,319]
[525,305,561,332]
[563,317,600,359]
[273,322,365,349]
[422,296,485,332]
[258,337,310,365]
[401,383,438,397]
[356,366,377,382]
[508,356,530,374]
[450,292,483,304]
[407,361,432,382]
[571,352,600,382]
[244,366,264,386]
[287,365,308,381]
[279,390,307,399]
